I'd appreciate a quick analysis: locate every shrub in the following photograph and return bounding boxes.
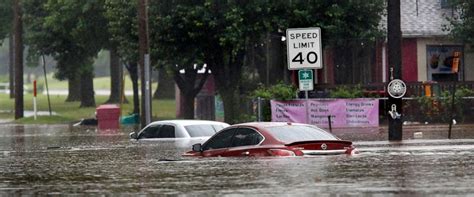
[251,82,298,121]
[329,85,364,98]
[440,87,474,122]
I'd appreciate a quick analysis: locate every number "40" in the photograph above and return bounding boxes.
[292,51,318,64]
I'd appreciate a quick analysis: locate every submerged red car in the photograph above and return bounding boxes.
[183,122,357,157]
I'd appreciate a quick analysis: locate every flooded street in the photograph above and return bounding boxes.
[0,124,473,195]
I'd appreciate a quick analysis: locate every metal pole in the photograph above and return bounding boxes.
[257,97,262,122]
[448,80,457,139]
[305,91,309,124]
[144,54,151,125]
[42,56,52,116]
[328,115,332,133]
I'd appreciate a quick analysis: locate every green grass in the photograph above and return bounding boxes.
[0,93,176,124]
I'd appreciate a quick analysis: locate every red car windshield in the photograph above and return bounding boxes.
[265,125,338,144]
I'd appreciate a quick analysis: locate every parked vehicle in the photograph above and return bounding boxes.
[183,122,357,157]
[130,120,229,140]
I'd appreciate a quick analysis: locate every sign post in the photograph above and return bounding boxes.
[287,27,323,124]
[298,69,314,124]
[448,51,461,139]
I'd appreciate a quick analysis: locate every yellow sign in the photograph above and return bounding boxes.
[452,51,461,73]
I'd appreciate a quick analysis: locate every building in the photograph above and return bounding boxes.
[317,0,473,88]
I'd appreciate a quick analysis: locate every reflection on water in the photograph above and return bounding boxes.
[0,124,473,195]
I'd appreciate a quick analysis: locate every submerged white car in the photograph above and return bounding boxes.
[129,120,229,140]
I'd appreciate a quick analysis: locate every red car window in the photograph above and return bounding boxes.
[231,128,263,147]
[202,129,236,150]
[266,125,337,144]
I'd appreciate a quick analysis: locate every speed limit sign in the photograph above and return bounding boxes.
[286,27,322,70]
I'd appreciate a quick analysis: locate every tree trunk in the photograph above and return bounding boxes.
[153,68,175,99]
[125,62,139,114]
[180,92,195,119]
[79,69,95,107]
[219,87,240,124]
[106,48,123,103]
[9,34,14,99]
[65,73,81,102]
[173,66,210,120]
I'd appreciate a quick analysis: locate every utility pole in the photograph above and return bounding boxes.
[138,0,151,128]
[387,0,403,141]
[13,0,23,119]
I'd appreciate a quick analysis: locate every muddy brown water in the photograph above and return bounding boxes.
[0,124,473,195]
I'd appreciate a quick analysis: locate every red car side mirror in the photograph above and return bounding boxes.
[192,143,202,152]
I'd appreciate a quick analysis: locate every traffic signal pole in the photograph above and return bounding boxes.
[387,0,403,141]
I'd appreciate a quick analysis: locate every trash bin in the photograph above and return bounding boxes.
[423,81,440,97]
[96,104,120,130]
[120,113,139,125]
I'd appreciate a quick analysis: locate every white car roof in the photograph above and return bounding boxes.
[147,119,229,127]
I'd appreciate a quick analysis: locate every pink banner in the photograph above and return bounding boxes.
[271,99,379,127]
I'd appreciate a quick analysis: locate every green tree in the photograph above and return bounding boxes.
[447,1,474,44]
[106,0,213,118]
[105,0,140,114]
[150,1,211,119]
[0,0,12,43]
[24,0,109,107]
[106,0,384,123]
[148,0,384,123]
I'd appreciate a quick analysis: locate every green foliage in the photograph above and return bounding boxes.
[440,87,474,122]
[0,0,12,43]
[251,82,297,121]
[405,87,474,123]
[253,82,298,101]
[105,0,138,64]
[410,96,441,123]
[329,85,364,98]
[24,0,109,79]
[446,1,474,44]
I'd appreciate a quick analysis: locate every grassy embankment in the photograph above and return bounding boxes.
[0,76,176,124]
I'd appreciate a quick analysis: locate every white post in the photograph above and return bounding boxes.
[33,97,37,120]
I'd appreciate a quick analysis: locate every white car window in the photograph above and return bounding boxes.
[185,124,224,137]
[138,124,176,138]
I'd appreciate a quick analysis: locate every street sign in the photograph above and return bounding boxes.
[287,27,323,70]
[298,69,314,91]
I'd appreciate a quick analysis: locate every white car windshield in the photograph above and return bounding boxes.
[185,124,226,137]
[266,125,338,144]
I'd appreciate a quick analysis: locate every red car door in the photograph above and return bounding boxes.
[221,128,265,157]
[200,128,236,157]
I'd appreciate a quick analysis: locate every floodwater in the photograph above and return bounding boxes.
[0,124,473,196]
